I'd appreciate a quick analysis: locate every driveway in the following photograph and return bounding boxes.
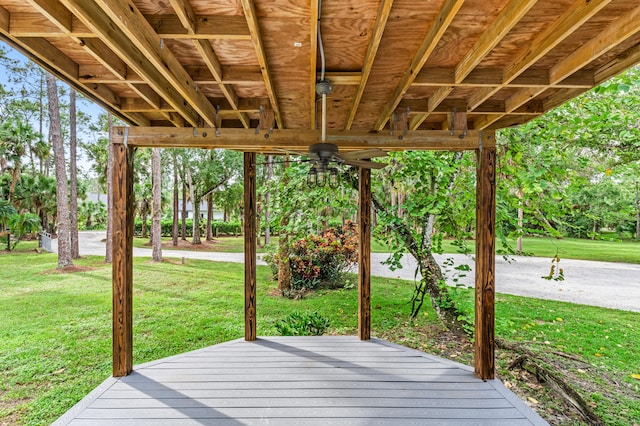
[58,231,640,312]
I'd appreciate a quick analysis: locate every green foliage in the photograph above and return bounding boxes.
[275,311,330,336]
[78,200,106,230]
[133,218,241,237]
[7,212,40,249]
[268,222,358,291]
[0,198,17,229]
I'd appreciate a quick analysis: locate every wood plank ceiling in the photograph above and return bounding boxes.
[1,0,639,140]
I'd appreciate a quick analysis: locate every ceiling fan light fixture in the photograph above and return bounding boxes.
[307,166,318,188]
[328,167,339,189]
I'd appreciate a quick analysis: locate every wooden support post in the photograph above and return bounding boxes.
[358,167,371,340]
[244,152,257,341]
[112,144,134,377]
[475,140,496,380]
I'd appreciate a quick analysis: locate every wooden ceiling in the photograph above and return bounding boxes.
[1,0,639,146]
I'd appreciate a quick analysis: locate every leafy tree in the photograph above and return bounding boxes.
[0,198,17,250]
[7,212,40,250]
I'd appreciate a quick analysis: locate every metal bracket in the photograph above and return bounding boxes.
[478,131,483,153]
[449,107,468,139]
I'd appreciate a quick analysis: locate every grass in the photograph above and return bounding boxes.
[436,236,640,264]
[1,246,639,425]
[133,234,640,264]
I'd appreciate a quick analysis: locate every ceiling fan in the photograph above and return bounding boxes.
[273,1,387,187]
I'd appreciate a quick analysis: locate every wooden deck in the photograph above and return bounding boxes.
[53,337,547,426]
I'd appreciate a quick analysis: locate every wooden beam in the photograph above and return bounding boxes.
[78,0,219,127]
[345,0,394,130]
[414,67,594,89]
[475,4,640,130]
[474,140,496,381]
[59,0,201,126]
[95,0,218,127]
[27,0,72,32]
[244,152,257,341]
[427,0,537,113]
[358,167,371,340]
[241,0,283,129]
[112,143,134,377]
[467,0,612,111]
[169,0,249,128]
[111,127,496,151]
[146,15,251,40]
[375,0,464,130]
[549,5,640,85]
[595,42,640,85]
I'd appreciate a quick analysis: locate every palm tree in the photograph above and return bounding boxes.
[7,212,40,250]
[0,198,17,251]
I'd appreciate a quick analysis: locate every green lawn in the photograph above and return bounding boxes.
[438,236,640,264]
[1,248,639,425]
[133,235,640,264]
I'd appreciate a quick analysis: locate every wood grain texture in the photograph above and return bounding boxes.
[474,143,496,381]
[3,0,636,132]
[358,167,371,340]
[244,152,257,341]
[111,143,134,377]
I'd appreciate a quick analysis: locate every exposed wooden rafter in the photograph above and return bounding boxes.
[467,0,613,112]
[240,0,283,129]
[475,3,640,129]
[0,5,149,126]
[375,0,464,130]
[169,0,250,128]
[345,0,394,130]
[412,0,537,130]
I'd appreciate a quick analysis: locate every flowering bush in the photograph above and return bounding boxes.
[288,222,359,290]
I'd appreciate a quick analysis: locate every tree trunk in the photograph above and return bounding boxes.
[277,155,291,291]
[140,200,149,239]
[187,168,201,244]
[516,187,524,254]
[151,148,162,261]
[46,73,73,269]
[206,193,213,241]
[172,153,179,246]
[105,115,114,263]
[181,179,187,240]
[636,181,640,241]
[264,155,272,245]
[69,89,80,259]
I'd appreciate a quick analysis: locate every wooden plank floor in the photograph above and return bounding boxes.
[53,337,548,426]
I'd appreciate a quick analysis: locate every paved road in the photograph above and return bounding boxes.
[59,231,640,312]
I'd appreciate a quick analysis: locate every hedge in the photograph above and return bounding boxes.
[134,219,242,237]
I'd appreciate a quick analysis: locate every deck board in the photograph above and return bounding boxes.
[53,337,548,426]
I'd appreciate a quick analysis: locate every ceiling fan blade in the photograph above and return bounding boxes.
[342,159,387,169]
[340,149,388,160]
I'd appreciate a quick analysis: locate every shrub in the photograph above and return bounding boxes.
[288,222,358,290]
[275,311,330,336]
[133,219,241,237]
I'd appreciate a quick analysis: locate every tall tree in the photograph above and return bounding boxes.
[172,150,179,246]
[69,89,79,258]
[46,73,72,268]
[151,147,162,261]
